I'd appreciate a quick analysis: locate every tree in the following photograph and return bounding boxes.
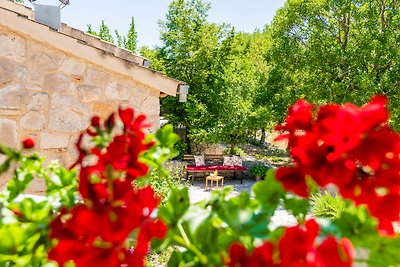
[115,17,138,53]
[125,17,138,52]
[87,18,138,53]
[158,0,279,151]
[158,0,231,149]
[86,21,114,43]
[268,0,400,128]
[216,30,273,150]
[139,46,166,74]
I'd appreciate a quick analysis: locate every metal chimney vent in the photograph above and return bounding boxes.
[29,0,70,30]
[34,4,61,30]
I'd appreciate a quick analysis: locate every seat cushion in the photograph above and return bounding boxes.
[194,155,205,166]
[232,156,242,166]
[187,165,247,171]
[223,156,234,166]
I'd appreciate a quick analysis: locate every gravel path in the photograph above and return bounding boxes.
[188,177,298,228]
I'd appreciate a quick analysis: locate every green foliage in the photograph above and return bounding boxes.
[87,17,138,53]
[87,21,114,43]
[172,140,187,160]
[250,164,268,177]
[159,0,263,147]
[252,170,284,213]
[0,145,78,267]
[144,166,188,204]
[156,0,277,149]
[115,17,138,53]
[125,17,137,52]
[310,191,346,220]
[269,0,400,129]
[139,46,167,73]
[223,146,246,157]
[138,124,184,203]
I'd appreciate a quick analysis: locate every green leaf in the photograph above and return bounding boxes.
[367,237,400,267]
[167,250,184,267]
[283,194,309,220]
[156,124,180,148]
[329,205,377,246]
[0,225,26,255]
[252,169,284,213]
[0,158,11,175]
[8,198,52,223]
[215,191,270,238]
[158,187,190,226]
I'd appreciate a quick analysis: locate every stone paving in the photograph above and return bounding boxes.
[188,177,298,228]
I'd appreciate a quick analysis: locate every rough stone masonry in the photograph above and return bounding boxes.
[0,25,162,192]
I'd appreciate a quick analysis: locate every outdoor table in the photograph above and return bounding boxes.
[205,175,224,190]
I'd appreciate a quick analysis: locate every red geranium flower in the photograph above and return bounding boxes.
[49,108,166,267]
[226,219,354,267]
[275,96,400,235]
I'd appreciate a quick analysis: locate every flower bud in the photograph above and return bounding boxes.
[22,137,35,149]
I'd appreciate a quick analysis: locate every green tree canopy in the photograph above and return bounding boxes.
[268,0,400,128]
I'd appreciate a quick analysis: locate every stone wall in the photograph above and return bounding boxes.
[190,143,227,155]
[0,25,161,192]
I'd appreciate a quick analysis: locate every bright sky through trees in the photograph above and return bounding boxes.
[24,0,286,47]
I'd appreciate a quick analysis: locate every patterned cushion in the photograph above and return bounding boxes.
[223,156,234,166]
[194,155,205,166]
[232,156,242,166]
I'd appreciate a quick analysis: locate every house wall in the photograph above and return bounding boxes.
[0,25,161,192]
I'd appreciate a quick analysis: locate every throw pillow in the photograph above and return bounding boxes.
[194,155,205,166]
[232,155,242,166]
[223,156,234,166]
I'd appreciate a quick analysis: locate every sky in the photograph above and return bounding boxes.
[26,0,286,48]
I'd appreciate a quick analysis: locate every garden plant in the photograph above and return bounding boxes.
[250,165,269,181]
[0,96,399,267]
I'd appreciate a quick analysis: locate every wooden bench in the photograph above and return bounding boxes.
[183,154,247,184]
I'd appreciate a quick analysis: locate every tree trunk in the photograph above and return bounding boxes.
[230,143,235,155]
[260,128,266,146]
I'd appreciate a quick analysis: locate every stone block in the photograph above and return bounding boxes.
[0,58,15,86]
[40,132,69,149]
[29,43,65,72]
[92,102,117,119]
[48,94,90,133]
[15,65,28,82]
[85,68,111,86]
[28,92,49,111]
[141,96,160,116]
[132,86,150,100]
[0,118,18,148]
[44,73,70,93]
[30,54,60,73]
[0,84,24,110]
[20,111,46,130]
[147,116,160,132]
[61,58,86,76]
[0,33,27,62]
[78,85,102,102]
[120,99,142,112]
[27,71,45,84]
[25,84,43,92]
[105,82,132,100]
